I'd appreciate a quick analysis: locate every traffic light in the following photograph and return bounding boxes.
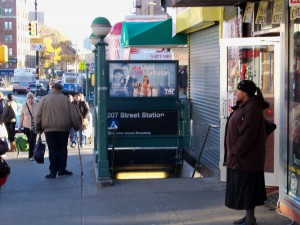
[28,22,32,35]
[0,45,8,63]
[28,21,37,36]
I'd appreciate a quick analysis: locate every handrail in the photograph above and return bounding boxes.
[192,124,220,178]
[108,126,118,177]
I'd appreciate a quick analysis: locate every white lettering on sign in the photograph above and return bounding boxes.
[113,112,166,119]
[164,88,175,95]
[120,112,140,118]
[141,112,165,118]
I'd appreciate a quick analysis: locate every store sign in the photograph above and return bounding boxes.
[290,0,300,6]
[0,69,14,76]
[107,110,178,136]
[8,58,17,63]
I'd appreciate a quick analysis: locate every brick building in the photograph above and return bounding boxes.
[0,0,35,70]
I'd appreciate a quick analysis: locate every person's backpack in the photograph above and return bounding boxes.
[0,156,10,187]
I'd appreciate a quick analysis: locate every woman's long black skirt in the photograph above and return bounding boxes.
[225,168,267,210]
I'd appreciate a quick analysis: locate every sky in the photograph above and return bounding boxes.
[29,0,135,49]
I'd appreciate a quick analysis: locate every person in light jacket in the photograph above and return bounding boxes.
[18,92,38,160]
[34,83,81,179]
[224,80,269,225]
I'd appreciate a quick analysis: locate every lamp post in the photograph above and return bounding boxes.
[89,33,99,156]
[91,17,112,185]
[85,63,90,103]
[89,33,99,105]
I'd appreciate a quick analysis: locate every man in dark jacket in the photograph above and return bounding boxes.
[35,83,81,179]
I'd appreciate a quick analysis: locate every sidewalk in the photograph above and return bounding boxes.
[0,145,296,225]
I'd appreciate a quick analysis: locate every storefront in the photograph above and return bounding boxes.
[175,7,223,172]
[281,3,300,222]
[170,0,300,223]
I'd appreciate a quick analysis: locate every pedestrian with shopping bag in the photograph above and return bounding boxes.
[34,83,81,179]
[18,92,38,160]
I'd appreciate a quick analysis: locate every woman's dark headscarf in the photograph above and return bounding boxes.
[236,80,269,109]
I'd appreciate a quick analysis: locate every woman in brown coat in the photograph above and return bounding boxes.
[224,80,269,225]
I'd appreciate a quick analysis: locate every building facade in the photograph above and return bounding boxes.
[0,0,35,71]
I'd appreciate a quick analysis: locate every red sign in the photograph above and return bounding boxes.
[290,0,300,6]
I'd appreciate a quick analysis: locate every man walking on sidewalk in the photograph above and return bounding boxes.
[34,83,81,179]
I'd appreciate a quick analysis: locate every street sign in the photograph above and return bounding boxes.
[30,44,44,51]
[30,38,44,51]
[30,37,43,44]
[79,61,86,70]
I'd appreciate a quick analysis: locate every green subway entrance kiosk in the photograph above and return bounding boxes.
[107,60,190,175]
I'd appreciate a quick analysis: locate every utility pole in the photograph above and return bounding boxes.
[34,0,39,78]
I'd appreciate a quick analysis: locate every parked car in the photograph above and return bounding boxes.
[26,83,45,95]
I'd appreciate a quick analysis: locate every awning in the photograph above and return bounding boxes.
[121,18,187,48]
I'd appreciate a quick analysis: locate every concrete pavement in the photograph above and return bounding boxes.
[0,144,296,225]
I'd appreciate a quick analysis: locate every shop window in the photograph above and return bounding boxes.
[288,15,300,199]
[241,0,281,35]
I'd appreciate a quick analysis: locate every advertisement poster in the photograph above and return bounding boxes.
[272,0,283,24]
[291,6,300,20]
[107,110,178,136]
[108,61,178,98]
[255,1,268,24]
[242,2,255,23]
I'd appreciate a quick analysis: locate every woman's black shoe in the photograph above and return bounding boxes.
[45,174,56,179]
[233,216,246,224]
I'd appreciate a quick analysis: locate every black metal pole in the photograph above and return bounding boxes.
[35,0,39,78]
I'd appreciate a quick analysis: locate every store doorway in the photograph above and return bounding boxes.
[220,37,280,186]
